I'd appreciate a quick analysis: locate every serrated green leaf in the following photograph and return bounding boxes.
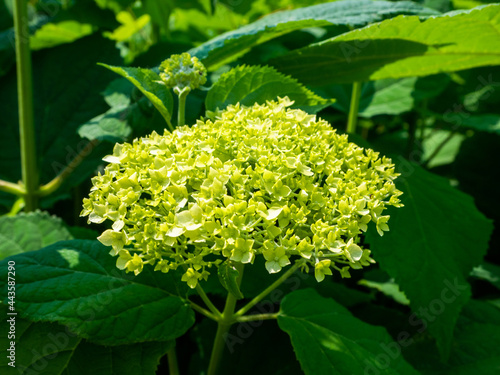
[0,211,73,261]
[0,240,194,345]
[456,114,500,134]
[271,5,500,85]
[403,300,500,374]
[206,65,333,113]
[218,261,244,299]
[0,305,171,375]
[190,0,439,68]
[278,289,419,375]
[98,63,173,127]
[365,164,493,360]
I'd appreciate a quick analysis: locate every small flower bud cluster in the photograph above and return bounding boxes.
[159,52,207,91]
[81,97,402,287]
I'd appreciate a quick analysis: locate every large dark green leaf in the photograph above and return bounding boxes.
[365,164,493,360]
[189,0,439,68]
[0,240,194,345]
[271,5,500,85]
[319,74,450,117]
[0,305,171,375]
[0,210,73,261]
[403,300,500,374]
[99,64,174,127]
[0,34,121,208]
[278,289,419,375]
[206,65,333,113]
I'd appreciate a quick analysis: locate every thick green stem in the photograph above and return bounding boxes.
[207,263,244,375]
[234,260,304,318]
[167,345,179,375]
[14,0,38,211]
[176,87,190,127]
[346,81,363,134]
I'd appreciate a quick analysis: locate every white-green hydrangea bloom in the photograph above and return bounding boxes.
[159,52,207,91]
[81,97,403,287]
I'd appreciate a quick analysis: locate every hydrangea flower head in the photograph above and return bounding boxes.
[159,52,207,91]
[81,97,403,287]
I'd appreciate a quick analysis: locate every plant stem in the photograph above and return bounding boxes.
[234,260,304,318]
[207,263,244,375]
[167,345,180,375]
[176,87,190,127]
[38,140,99,197]
[195,283,222,318]
[189,300,219,321]
[14,0,38,211]
[235,313,279,322]
[346,81,363,134]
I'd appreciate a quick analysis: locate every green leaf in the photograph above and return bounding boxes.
[358,270,410,305]
[365,164,493,360]
[218,261,244,299]
[78,108,132,142]
[0,210,73,261]
[0,305,171,375]
[0,34,121,208]
[319,74,450,117]
[190,0,439,68]
[471,262,500,290]
[98,63,174,127]
[403,300,500,374]
[0,240,194,345]
[206,65,333,113]
[422,129,465,168]
[271,5,500,85]
[278,289,419,375]
[456,114,500,134]
[30,21,95,50]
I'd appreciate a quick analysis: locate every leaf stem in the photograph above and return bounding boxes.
[234,260,304,318]
[14,0,38,211]
[207,263,244,375]
[176,87,190,127]
[0,179,25,196]
[346,81,363,134]
[167,345,180,375]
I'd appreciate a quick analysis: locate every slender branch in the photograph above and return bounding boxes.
[167,345,180,375]
[38,140,99,197]
[207,263,244,375]
[346,81,363,134]
[234,260,304,318]
[0,179,25,196]
[195,283,222,319]
[235,313,278,323]
[189,300,220,321]
[14,0,38,211]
